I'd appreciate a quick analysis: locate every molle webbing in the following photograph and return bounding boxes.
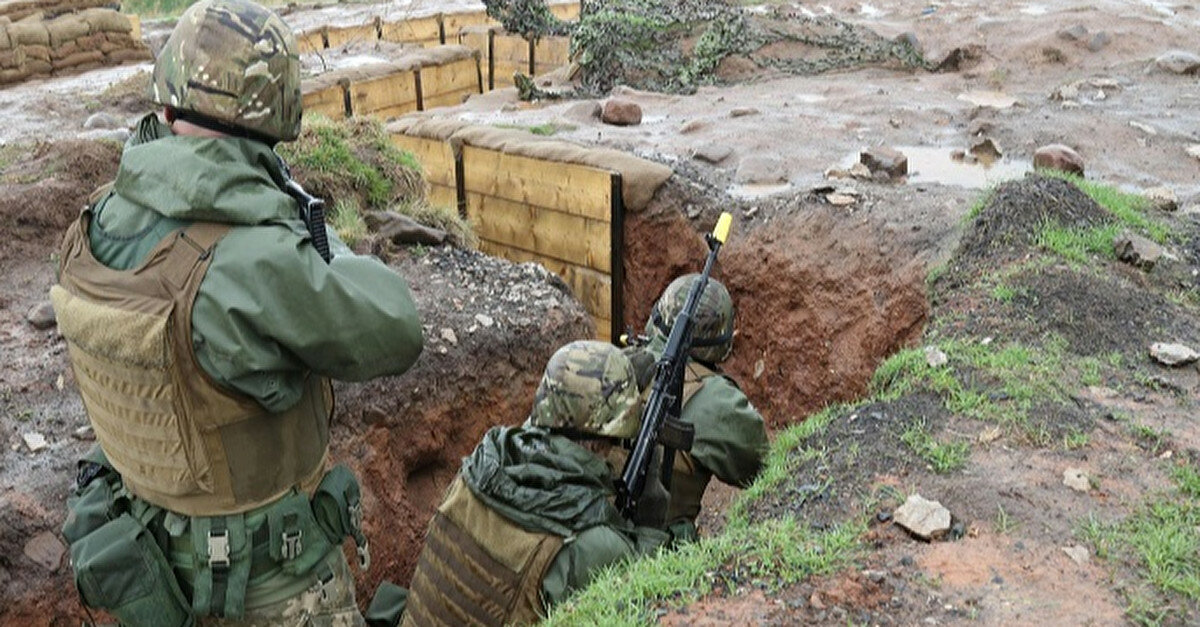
[53,212,332,516]
[404,481,563,627]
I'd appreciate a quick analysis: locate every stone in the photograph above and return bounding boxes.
[1149,342,1200,366]
[826,193,856,206]
[1112,232,1163,270]
[25,301,56,330]
[924,346,948,368]
[729,106,759,118]
[969,137,1002,162]
[1144,186,1178,212]
[1062,545,1090,566]
[83,112,122,130]
[601,98,642,126]
[23,531,65,572]
[1129,121,1158,136]
[22,432,47,453]
[1156,51,1200,75]
[1187,145,1200,162]
[735,155,787,184]
[1087,32,1111,52]
[1063,467,1090,492]
[562,100,601,123]
[679,119,706,134]
[1033,144,1084,176]
[848,163,872,179]
[439,328,458,346]
[475,313,495,327]
[894,32,921,54]
[693,143,733,164]
[364,211,448,246]
[957,91,1019,109]
[72,425,94,441]
[1051,82,1080,101]
[1058,25,1089,41]
[893,494,952,540]
[860,147,908,178]
[77,128,131,143]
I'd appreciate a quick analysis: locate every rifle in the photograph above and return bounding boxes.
[616,212,732,521]
[275,154,332,264]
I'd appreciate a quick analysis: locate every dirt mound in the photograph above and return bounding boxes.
[0,139,120,258]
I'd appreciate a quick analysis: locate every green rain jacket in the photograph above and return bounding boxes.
[462,426,671,607]
[87,114,423,407]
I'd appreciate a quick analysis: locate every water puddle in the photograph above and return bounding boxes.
[897,146,1030,189]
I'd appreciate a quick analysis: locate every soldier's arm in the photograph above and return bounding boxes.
[540,524,670,607]
[684,376,769,488]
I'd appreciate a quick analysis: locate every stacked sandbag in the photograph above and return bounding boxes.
[0,7,149,84]
[0,0,117,22]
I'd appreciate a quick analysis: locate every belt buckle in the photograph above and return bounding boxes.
[281,529,303,561]
[207,530,230,570]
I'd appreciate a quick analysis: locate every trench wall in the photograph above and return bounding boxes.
[302,49,483,120]
[0,8,148,84]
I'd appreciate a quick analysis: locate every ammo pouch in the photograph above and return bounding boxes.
[312,464,371,570]
[64,448,193,627]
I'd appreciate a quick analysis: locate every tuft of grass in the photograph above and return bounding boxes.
[1036,220,1122,263]
[1040,170,1171,244]
[995,504,1020,534]
[901,420,970,473]
[329,199,368,248]
[492,122,577,136]
[964,187,994,223]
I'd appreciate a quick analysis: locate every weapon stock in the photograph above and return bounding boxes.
[616,213,732,521]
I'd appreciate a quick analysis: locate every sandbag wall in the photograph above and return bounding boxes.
[0,0,114,21]
[388,119,672,341]
[301,46,482,120]
[0,8,147,84]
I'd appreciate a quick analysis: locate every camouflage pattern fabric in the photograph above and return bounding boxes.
[151,0,302,142]
[650,274,735,364]
[199,547,365,627]
[529,340,641,438]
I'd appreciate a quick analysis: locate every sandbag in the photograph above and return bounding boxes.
[23,43,49,60]
[0,45,25,68]
[0,24,11,49]
[47,14,89,46]
[0,66,30,83]
[52,48,100,69]
[9,20,49,46]
[25,57,51,75]
[105,47,150,64]
[79,7,129,34]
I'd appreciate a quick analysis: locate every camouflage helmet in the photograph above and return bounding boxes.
[151,0,302,143]
[648,274,736,364]
[529,340,642,439]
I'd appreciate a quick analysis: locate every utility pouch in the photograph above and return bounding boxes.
[190,515,250,619]
[62,446,121,544]
[312,464,370,570]
[267,492,333,577]
[70,514,192,627]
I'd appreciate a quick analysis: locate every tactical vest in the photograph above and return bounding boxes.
[665,361,715,524]
[51,211,332,516]
[403,478,564,627]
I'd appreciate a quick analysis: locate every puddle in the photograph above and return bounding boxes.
[846,146,1030,189]
[727,183,793,199]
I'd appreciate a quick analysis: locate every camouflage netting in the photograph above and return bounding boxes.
[0,8,149,84]
[488,0,929,95]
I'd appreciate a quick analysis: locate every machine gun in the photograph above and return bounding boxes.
[615,212,732,521]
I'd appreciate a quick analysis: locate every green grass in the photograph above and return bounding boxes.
[1036,221,1123,263]
[280,116,395,208]
[1039,171,1171,244]
[493,122,578,136]
[1080,462,1200,625]
[329,199,368,248]
[995,504,1020,534]
[901,420,970,473]
[964,187,995,222]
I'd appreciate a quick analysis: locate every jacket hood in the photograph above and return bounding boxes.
[112,114,296,225]
[462,426,627,537]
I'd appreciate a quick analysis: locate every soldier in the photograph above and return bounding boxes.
[52,0,423,624]
[631,274,769,533]
[399,341,674,626]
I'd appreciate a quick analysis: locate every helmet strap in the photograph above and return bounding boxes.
[171,107,279,146]
[650,308,734,347]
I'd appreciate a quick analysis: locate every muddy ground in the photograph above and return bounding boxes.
[2,0,1200,624]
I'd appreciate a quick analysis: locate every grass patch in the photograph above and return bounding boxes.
[1040,170,1171,244]
[493,122,578,136]
[901,420,970,473]
[1080,462,1200,625]
[328,199,368,248]
[1036,220,1122,263]
[964,186,994,222]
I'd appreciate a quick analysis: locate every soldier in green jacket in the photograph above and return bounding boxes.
[53,0,423,624]
[634,274,769,530]
[400,341,673,626]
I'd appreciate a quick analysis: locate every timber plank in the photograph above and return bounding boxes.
[442,10,492,36]
[296,28,324,53]
[420,57,479,100]
[349,71,418,118]
[466,191,610,272]
[492,34,529,64]
[301,84,346,120]
[461,146,612,222]
[380,15,441,45]
[325,23,377,49]
[390,135,455,187]
[533,35,570,74]
[428,184,457,212]
[548,1,581,20]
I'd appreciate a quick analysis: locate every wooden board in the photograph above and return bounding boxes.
[296,28,325,53]
[456,29,489,55]
[548,1,581,21]
[533,35,570,75]
[428,184,457,213]
[442,10,492,37]
[390,134,455,187]
[492,33,530,67]
[301,84,346,120]
[461,145,612,222]
[349,71,418,119]
[465,191,610,273]
[325,23,378,50]
[419,56,480,109]
[422,87,477,110]
[380,15,441,45]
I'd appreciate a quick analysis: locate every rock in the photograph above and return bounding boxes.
[894,494,952,540]
[22,432,47,453]
[1058,25,1089,41]
[933,45,984,72]
[1187,145,1200,162]
[693,143,733,164]
[969,137,1002,162]
[72,425,94,441]
[562,100,601,123]
[1088,32,1111,52]
[25,301,56,330]
[601,98,642,126]
[475,313,495,327]
[679,119,706,134]
[860,147,908,179]
[1149,342,1200,366]
[978,426,1002,444]
[23,531,65,572]
[1129,120,1158,136]
[925,346,948,367]
[1062,545,1090,566]
[957,91,1019,109]
[735,155,787,184]
[824,167,850,180]
[1063,467,1090,492]
[365,211,447,245]
[84,112,123,130]
[1112,232,1163,270]
[826,193,856,206]
[894,32,921,54]
[848,162,872,179]
[1051,82,1080,101]
[1156,50,1200,75]
[1144,186,1178,212]
[439,328,458,346]
[1033,144,1084,176]
[78,128,131,143]
[729,107,759,118]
